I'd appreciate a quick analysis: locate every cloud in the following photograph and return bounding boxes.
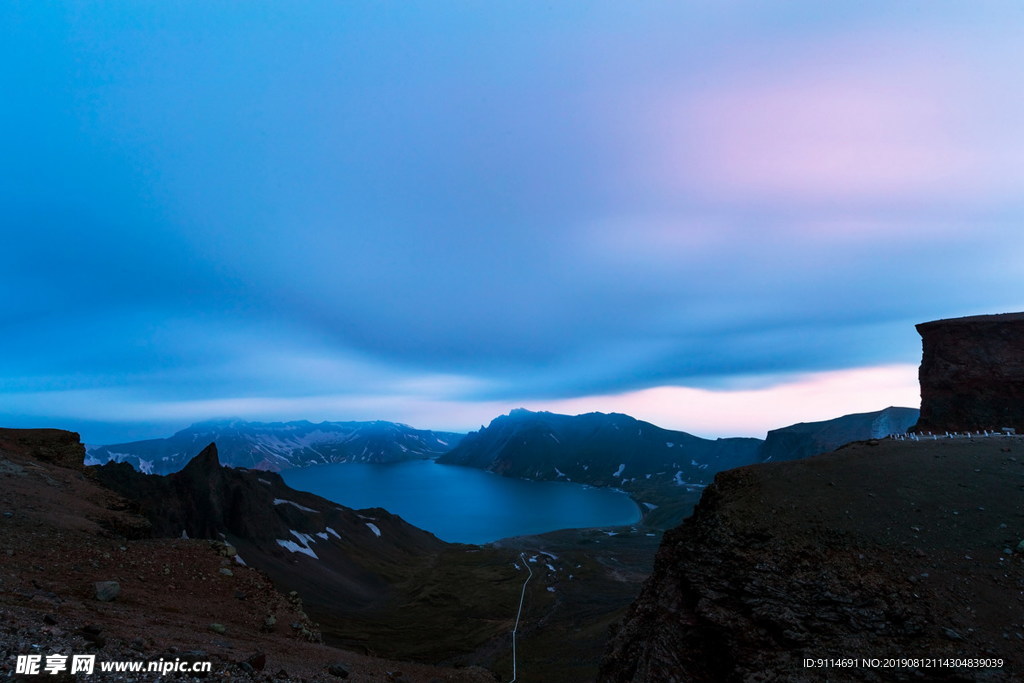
[622,33,1024,207]
[3,3,1024,446]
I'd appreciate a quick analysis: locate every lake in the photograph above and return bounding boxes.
[281,460,641,544]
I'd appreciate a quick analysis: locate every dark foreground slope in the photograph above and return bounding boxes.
[0,428,493,681]
[601,437,1024,682]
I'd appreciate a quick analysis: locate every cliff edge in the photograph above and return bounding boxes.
[600,438,1024,681]
[914,312,1024,433]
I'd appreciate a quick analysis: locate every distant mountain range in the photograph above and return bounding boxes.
[84,407,920,521]
[759,406,919,463]
[437,406,919,528]
[438,407,762,490]
[439,406,918,483]
[86,419,464,475]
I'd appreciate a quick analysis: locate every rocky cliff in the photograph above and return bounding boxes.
[599,437,1024,682]
[914,312,1024,433]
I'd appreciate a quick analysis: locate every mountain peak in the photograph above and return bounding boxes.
[180,442,220,475]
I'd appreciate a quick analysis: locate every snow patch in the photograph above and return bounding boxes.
[234,554,247,566]
[666,442,674,448]
[642,502,659,511]
[553,467,566,478]
[546,586,556,592]
[365,522,381,537]
[612,463,625,478]
[315,532,329,540]
[258,478,272,485]
[274,498,318,513]
[275,539,318,559]
[290,529,317,546]
[325,527,341,539]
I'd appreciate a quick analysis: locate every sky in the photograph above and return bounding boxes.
[4,2,1024,445]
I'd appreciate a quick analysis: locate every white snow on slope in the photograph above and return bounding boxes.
[273,498,318,513]
[276,529,321,558]
[290,529,317,546]
[276,539,318,559]
[325,527,341,539]
[612,463,625,477]
[365,522,381,537]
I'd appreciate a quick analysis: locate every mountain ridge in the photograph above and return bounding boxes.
[437,406,918,528]
[86,418,464,474]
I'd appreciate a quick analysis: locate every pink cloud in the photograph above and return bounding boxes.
[627,34,1024,206]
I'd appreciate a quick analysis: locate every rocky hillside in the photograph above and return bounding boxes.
[88,441,543,670]
[439,408,762,489]
[0,427,495,681]
[437,407,918,528]
[87,418,464,474]
[600,437,1024,682]
[759,406,919,463]
[915,312,1024,433]
[93,442,449,608]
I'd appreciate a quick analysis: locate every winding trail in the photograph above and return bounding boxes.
[509,552,533,683]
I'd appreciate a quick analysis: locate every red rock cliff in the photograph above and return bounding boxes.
[914,312,1024,433]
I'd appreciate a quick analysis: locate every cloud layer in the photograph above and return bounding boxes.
[3,2,1023,442]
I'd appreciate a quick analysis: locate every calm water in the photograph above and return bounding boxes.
[281,460,641,544]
